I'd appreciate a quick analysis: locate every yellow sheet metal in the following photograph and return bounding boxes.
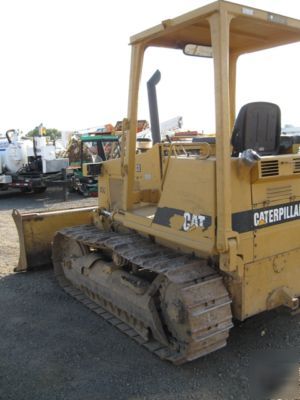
[13,206,96,271]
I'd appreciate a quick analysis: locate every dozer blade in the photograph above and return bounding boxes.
[12,207,96,272]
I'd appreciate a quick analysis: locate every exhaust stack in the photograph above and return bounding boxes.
[147,70,161,144]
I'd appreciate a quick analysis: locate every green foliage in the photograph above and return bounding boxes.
[27,127,61,141]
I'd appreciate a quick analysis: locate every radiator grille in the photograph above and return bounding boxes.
[266,185,292,200]
[293,158,300,174]
[260,160,279,177]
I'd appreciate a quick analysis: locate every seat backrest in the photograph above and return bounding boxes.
[231,102,281,156]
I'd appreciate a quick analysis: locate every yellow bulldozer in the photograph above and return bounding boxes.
[13,1,300,364]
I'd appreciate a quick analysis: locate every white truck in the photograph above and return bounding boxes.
[0,130,69,193]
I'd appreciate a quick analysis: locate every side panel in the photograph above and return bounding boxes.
[252,176,300,260]
[151,157,216,256]
[99,145,162,210]
[229,156,300,320]
[243,249,300,318]
[99,158,123,209]
[135,145,161,191]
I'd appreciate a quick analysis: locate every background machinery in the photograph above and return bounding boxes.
[68,133,120,196]
[64,120,148,197]
[0,129,69,193]
[13,1,300,364]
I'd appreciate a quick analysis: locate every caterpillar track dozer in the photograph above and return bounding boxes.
[14,1,300,364]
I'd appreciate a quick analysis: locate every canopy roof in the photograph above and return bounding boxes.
[130,1,300,55]
[80,135,119,142]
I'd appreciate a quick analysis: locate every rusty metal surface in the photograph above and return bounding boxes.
[52,224,233,364]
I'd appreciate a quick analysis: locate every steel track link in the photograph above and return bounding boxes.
[53,224,233,364]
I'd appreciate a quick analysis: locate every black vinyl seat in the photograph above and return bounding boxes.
[231,102,281,156]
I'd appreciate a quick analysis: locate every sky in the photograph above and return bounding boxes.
[1,0,300,134]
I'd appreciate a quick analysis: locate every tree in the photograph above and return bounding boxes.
[27,126,61,141]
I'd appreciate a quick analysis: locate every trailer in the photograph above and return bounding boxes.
[0,129,69,194]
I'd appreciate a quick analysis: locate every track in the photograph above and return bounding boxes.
[52,224,233,364]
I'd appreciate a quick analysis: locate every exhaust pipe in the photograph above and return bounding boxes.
[147,70,161,145]
[5,129,16,144]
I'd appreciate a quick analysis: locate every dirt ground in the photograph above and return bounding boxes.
[0,188,299,400]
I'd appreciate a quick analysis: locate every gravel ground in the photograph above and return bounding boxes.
[0,188,299,400]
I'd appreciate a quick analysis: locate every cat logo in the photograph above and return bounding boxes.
[182,212,208,232]
[253,203,300,227]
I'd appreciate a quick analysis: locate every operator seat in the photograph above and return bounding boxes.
[231,102,281,156]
